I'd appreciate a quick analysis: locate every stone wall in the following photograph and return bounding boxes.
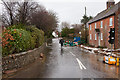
[2,43,46,73]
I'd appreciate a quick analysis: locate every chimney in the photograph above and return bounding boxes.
[107,0,115,9]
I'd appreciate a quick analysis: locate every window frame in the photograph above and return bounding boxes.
[101,21,103,28]
[95,23,97,29]
[109,18,113,26]
[90,25,91,30]
[95,34,97,40]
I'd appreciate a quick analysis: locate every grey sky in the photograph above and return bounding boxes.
[37,0,119,25]
[0,0,119,25]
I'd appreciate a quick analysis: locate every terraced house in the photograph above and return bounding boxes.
[88,0,120,49]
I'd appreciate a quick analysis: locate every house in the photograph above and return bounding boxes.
[88,0,120,49]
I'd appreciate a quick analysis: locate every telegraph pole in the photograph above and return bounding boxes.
[85,7,87,44]
[85,7,86,16]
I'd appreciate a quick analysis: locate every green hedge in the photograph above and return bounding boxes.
[2,25,44,56]
[25,26,44,47]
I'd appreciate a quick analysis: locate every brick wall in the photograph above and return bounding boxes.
[118,14,120,48]
[89,15,115,48]
[114,3,120,49]
[118,3,120,49]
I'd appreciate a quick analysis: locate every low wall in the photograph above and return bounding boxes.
[2,43,46,73]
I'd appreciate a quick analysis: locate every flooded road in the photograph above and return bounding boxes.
[10,38,120,79]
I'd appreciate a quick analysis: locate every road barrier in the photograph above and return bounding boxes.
[116,58,119,66]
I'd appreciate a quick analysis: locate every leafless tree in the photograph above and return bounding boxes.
[2,0,17,26]
[16,1,39,25]
[1,0,39,26]
[1,0,59,37]
[30,8,58,36]
[60,22,70,29]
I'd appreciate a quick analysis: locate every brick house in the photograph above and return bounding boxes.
[88,0,120,49]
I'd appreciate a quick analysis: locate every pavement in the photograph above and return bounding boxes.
[5,38,120,79]
[80,45,120,57]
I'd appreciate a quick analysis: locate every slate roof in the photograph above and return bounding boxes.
[88,1,120,24]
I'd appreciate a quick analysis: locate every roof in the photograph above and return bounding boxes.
[88,1,120,24]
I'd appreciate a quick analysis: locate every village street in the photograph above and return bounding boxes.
[9,38,120,79]
[1,0,120,80]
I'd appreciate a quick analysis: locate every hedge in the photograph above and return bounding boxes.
[25,26,44,47]
[2,25,44,56]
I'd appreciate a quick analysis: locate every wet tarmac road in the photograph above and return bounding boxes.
[10,38,120,79]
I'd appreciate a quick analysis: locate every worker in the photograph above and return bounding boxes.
[59,37,64,48]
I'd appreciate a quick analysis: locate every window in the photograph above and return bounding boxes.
[90,34,92,40]
[95,34,97,40]
[101,33,103,40]
[90,25,91,30]
[95,23,97,29]
[109,18,113,26]
[101,21,103,28]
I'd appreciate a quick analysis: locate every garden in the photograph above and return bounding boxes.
[1,25,44,56]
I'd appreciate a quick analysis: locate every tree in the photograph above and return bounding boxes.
[71,24,82,36]
[2,0,17,26]
[16,1,39,25]
[60,22,70,29]
[81,15,93,44]
[30,9,58,37]
[2,0,58,38]
[1,0,39,26]
[61,27,74,38]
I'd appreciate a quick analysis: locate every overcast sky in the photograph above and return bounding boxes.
[0,0,119,26]
[37,0,119,25]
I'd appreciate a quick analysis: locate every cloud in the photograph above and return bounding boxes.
[37,0,119,3]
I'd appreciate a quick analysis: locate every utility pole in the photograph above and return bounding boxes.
[85,7,87,44]
[85,7,86,16]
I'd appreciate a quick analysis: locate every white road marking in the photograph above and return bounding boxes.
[64,48,86,70]
[70,52,76,57]
[76,58,86,70]
[79,60,86,70]
[76,58,83,69]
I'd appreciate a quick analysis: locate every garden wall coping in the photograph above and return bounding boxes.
[2,43,46,73]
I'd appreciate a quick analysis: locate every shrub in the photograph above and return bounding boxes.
[2,29,15,55]
[11,29,35,52]
[61,27,75,38]
[2,28,35,56]
[0,34,2,55]
[2,25,44,56]
[25,26,44,47]
[9,24,44,47]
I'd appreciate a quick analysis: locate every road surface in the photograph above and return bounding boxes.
[9,38,120,79]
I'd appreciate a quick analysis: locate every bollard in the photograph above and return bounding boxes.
[116,58,119,66]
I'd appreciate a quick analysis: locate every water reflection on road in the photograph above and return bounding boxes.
[10,38,120,79]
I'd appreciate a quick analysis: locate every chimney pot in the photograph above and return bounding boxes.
[107,0,115,9]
